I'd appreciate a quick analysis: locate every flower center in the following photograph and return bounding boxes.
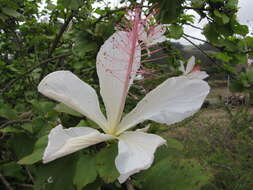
[105,124,121,136]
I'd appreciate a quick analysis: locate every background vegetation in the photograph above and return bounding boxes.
[0,0,253,189]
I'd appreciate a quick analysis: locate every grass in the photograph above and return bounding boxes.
[161,83,253,190]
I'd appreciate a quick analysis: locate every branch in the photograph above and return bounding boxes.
[183,33,208,44]
[126,180,135,190]
[0,52,72,94]
[25,166,35,184]
[182,36,222,68]
[48,11,74,57]
[182,6,209,12]
[0,173,14,190]
[39,12,74,81]
[185,23,203,30]
[0,119,31,128]
[17,184,33,188]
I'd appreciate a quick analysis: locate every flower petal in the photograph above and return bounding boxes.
[96,31,141,127]
[147,36,167,46]
[138,24,148,42]
[150,25,166,41]
[43,125,114,163]
[117,76,210,133]
[185,56,196,74]
[179,61,185,73]
[115,131,166,183]
[38,71,107,130]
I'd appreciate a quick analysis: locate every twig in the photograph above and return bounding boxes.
[25,166,35,184]
[182,36,222,68]
[0,52,72,94]
[0,119,31,128]
[17,184,33,188]
[48,11,74,57]
[0,173,14,190]
[182,6,209,11]
[39,11,75,81]
[126,180,135,190]
[185,23,203,30]
[183,33,208,44]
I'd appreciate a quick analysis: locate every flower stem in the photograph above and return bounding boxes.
[126,180,135,190]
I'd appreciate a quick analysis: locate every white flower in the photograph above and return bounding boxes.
[38,30,210,183]
[179,56,209,80]
[139,24,167,47]
[248,58,253,66]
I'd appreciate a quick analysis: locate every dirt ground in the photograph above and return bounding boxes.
[164,82,253,139]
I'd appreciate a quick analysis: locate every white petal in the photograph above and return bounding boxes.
[38,71,107,130]
[179,60,185,73]
[138,24,148,42]
[43,125,114,163]
[115,131,166,183]
[117,76,210,133]
[185,56,195,74]
[187,71,209,80]
[96,31,141,127]
[147,36,167,46]
[150,25,166,40]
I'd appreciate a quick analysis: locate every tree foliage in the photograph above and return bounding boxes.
[0,0,252,189]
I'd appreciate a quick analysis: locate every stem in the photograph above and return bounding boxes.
[126,180,135,190]
[0,119,31,128]
[25,166,35,184]
[39,11,75,81]
[183,33,209,44]
[0,173,14,190]
[182,36,222,69]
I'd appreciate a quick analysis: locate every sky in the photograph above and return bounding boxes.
[93,0,253,44]
[180,0,253,44]
[40,0,253,45]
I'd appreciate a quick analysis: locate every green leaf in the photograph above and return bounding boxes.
[0,104,19,120]
[0,162,25,180]
[0,126,23,133]
[30,100,55,115]
[138,159,211,190]
[73,154,97,190]
[95,144,119,183]
[191,0,205,8]
[18,136,48,165]
[21,123,33,133]
[231,19,249,36]
[168,25,183,39]
[8,134,35,159]
[34,153,78,190]
[149,0,184,23]
[245,37,253,48]
[226,0,238,9]
[58,0,82,10]
[83,179,102,190]
[213,10,230,24]
[54,103,83,117]
[203,24,219,44]
[213,52,232,62]
[246,69,253,84]
[73,37,98,57]
[1,7,22,18]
